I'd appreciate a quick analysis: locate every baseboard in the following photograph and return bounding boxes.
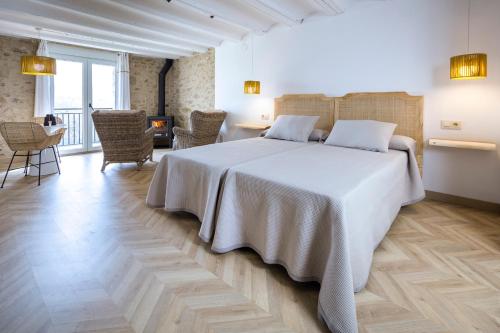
[426,191,500,213]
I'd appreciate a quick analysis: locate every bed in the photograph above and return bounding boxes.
[147,92,425,333]
[146,94,334,241]
[210,93,425,333]
[212,144,424,333]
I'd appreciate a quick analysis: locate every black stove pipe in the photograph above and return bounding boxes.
[158,59,174,116]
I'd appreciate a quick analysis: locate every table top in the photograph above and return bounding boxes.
[235,122,271,130]
[43,124,67,135]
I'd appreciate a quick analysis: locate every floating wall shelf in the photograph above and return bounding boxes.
[428,138,496,151]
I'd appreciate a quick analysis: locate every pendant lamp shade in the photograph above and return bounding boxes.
[450,53,487,80]
[244,80,260,94]
[21,55,56,75]
[450,0,487,80]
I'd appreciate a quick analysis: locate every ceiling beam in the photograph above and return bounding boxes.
[240,0,300,27]
[174,0,271,34]
[0,11,194,57]
[0,19,182,58]
[107,0,245,42]
[311,0,346,15]
[0,0,215,53]
[0,0,355,58]
[33,0,219,48]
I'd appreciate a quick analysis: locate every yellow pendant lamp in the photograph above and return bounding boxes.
[244,80,260,94]
[450,0,487,80]
[21,55,56,76]
[244,35,260,94]
[21,29,56,76]
[450,53,487,79]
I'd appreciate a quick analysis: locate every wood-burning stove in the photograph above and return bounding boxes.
[148,58,174,148]
[147,115,174,148]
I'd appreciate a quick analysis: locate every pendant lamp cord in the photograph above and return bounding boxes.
[251,34,254,78]
[467,0,471,53]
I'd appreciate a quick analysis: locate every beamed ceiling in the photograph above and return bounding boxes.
[0,0,366,58]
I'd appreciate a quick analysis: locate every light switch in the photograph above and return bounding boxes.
[441,120,462,130]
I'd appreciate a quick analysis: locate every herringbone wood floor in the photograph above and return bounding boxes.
[0,152,499,333]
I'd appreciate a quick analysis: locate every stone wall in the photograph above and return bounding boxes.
[166,48,215,129]
[129,55,164,116]
[0,35,36,165]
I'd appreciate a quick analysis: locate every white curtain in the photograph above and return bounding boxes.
[115,52,130,110]
[33,40,52,117]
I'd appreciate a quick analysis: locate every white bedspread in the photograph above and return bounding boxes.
[146,138,313,241]
[211,143,425,333]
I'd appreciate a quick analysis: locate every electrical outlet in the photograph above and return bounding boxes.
[441,120,462,130]
[260,113,270,121]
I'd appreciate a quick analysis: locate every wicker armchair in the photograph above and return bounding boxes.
[91,110,154,172]
[173,110,227,150]
[0,122,64,187]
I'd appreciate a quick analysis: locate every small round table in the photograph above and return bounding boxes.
[28,124,66,176]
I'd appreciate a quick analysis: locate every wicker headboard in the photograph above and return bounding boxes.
[273,92,424,170]
[274,94,335,131]
[334,92,424,170]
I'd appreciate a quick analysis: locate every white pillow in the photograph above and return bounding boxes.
[260,128,329,142]
[324,120,397,153]
[389,135,416,152]
[264,115,319,142]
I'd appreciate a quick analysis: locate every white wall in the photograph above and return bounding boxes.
[215,0,500,204]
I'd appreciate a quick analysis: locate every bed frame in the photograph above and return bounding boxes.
[274,92,424,172]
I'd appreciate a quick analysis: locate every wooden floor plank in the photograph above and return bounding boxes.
[0,151,499,333]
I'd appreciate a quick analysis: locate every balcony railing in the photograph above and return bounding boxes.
[54,107,109,146]
[54,109,82,146]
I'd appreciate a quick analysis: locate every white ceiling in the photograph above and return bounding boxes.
[0,0,360,59]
